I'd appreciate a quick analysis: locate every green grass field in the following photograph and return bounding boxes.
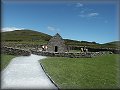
[41,54,120,89]
[1,54,16,70]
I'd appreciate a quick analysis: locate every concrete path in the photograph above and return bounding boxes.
[1,54,57,89]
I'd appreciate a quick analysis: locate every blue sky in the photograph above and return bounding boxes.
[2,0,119,44]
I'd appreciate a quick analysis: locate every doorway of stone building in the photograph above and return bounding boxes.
[55,46,58,52]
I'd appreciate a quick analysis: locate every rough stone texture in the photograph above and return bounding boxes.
[1,46,31,56]
[31,50,112,58]
[47,33,67,53]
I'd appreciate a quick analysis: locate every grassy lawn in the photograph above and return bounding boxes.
[41,54,120,89]
[1,54,16,70]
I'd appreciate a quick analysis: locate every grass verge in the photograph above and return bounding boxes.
[41,54,120,89]
[1,54,16,70]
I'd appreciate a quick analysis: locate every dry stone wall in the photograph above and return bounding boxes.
[31,50,112,58]
[1,46,31,56]
[1,46,116,58]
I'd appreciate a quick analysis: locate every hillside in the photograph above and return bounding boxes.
[103,41,120,46]
[1,30,119,49]
[1,30,98,46]
[64,39,100,47]
[101,41,120,49]
[1,30,52,49]
[2,29,52,42]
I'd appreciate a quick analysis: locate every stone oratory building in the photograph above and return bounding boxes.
[47,33,67,53]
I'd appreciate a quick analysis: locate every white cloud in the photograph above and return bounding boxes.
[47,26,56,31]
[75,3,83,7]
[88,12,99,17]
[79,12,99,18]
[47,26,60,32]
[2,27,24,32]
[76,4,100,18]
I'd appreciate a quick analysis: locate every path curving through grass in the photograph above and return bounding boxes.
[1,54,57,89]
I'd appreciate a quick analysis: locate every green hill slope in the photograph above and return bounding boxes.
[1,30,52,49]
[103,41,120,46]
[1,29,119,49]
[2,29,52,42]
[101,41,120,49]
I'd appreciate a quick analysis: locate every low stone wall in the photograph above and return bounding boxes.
[68,45,120,54]
[1,46,31,56]
[31,50,112,58]
[88,48,120,54]
[1,46,113,57]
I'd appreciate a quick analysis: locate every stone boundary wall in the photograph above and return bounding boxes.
[1,46,31,56]
[88,48,120,54]
[2,43,120,54]
[68,46,120,54]
[1,46,114,57]
[31,50,112,58]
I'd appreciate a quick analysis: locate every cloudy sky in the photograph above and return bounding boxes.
[2,0,119,44]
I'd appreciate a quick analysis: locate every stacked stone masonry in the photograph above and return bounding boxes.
[31,50,113,58]
[1,45,118,58]
[47,33,67,53]
[1,46,31,56]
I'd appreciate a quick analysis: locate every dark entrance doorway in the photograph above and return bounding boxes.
[55,46,58,52]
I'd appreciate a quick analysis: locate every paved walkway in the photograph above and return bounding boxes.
[1,54,57,89]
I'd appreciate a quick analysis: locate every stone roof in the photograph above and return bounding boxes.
[53,33,62,39]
